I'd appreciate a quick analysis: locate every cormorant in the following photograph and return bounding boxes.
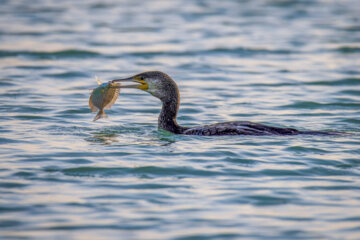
[112,71,335,136]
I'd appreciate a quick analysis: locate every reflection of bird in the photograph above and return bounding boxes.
[112,71,335,136]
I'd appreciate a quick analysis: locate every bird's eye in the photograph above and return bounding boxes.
[140,76,145,81]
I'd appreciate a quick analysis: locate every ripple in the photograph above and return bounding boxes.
[339,90,360,96]
[335,46,360,54]
[0,182,28,188]
[96,183,188,190]
[64,158,93,164]
[128,47,294,58]
[258,169,304,177]
[222,157,257,165]
[303,185,360,191]
[0,78,16,87]
[45,223,153,231]
[0,137,28,144]
[244,194,295,206]
[174,233,241,240]
[11,106,52,113]
[286,146,329,154]
[281,101,360,109]
[308,78,360,86]
[13,115,54,121]
[12,171,36,178]
[265,0,317,7]
[0,220,23,228]
[302,167,357,176]
[43,71,89,79]
[60,166,221,178]
[56,107,91,115]
[15,65,54,70]
[0,49,100,59]
[0,206,29,213]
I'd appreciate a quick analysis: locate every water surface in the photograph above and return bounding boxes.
[0,0,360,239]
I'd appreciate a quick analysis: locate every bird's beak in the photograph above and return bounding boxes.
[111,76,148,90]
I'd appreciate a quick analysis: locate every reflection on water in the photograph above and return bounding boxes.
[85,127,176,146]
[0,0,360,239]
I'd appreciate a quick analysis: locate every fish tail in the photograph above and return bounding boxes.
[93,109,107,121]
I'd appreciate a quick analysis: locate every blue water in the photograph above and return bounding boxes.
[1,0,360,239]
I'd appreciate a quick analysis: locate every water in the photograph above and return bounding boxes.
[1,0,360,239]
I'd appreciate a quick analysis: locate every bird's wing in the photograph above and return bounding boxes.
[183,121,299,136]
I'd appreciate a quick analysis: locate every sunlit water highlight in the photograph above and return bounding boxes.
[0,0,360,239]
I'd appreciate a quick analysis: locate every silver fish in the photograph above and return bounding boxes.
[89,78,120,121]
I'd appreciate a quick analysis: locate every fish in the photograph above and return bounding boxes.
[89,77,121,121]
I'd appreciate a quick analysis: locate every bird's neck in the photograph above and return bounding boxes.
[158,88,186,134]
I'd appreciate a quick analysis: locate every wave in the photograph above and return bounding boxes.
[0,49,100,59]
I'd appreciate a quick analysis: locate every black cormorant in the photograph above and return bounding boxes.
[112,71,335,136]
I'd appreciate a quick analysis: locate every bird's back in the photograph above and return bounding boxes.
[182,121,334,136]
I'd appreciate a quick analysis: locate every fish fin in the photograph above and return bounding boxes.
[104,87,120,110]
[93,109,107,121]
[89,95,99,112]
[95,76,102,85]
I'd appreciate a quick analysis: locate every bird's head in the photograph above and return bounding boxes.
[112,71,178,101]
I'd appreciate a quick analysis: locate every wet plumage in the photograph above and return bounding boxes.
[111,71,338,136]
[89,81,120,121]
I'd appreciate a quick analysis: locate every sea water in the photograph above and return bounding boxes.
[0,0,359,239]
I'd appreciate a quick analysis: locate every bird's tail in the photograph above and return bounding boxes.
[93,109,107,121]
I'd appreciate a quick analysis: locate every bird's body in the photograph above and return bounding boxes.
[111,71,337,136]
[182,121,299,136]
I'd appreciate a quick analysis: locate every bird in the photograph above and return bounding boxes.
[111,71,337,136]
